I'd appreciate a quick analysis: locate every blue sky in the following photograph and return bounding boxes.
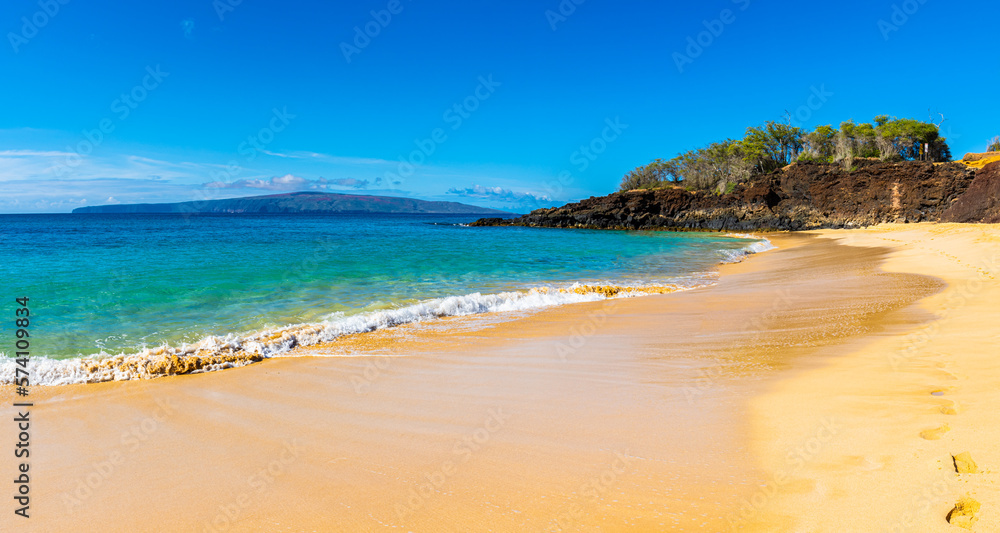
[1,0,998,213]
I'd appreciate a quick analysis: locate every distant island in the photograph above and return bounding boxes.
[72,191,511,215]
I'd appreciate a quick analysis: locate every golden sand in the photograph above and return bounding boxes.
[743,224,1000,532]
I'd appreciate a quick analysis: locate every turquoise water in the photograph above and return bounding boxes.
[0,213,768,382]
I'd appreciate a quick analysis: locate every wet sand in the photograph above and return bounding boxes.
[1,225,988,532]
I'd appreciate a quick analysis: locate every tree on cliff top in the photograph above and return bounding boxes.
[801,125,837,162]
[741,121,804,173]
[619,115,952,193]
[619,159,677,191]
[875,117,951,161]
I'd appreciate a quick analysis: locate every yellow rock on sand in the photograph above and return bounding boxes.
[919,424,950,440]
[953,452,979,474]
[946,497,981,529]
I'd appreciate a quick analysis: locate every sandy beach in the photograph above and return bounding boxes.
[746,224,1000,532]
[2,224,998,532]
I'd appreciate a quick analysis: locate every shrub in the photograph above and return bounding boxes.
[618,159,675,191]
[834,131,854,171]
[796,150,831,164]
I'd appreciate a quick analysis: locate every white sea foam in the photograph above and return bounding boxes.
[0,237,776,386]
[720,234,777,263]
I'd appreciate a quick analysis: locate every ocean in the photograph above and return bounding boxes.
[0,213,772,384]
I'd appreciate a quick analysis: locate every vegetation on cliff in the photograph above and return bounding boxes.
[620,116,952,193]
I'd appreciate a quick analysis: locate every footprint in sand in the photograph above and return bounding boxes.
[939,400,961,415]
[947,496,981,530]
[920,424,950,440]
[847,456,886,471]
[953,452,979,474]
[937,370,960,381]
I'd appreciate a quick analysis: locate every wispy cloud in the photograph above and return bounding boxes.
[0,178,200,212]
[2,153,202,183]
[0,150,76,157]
[202,174,332,191]
[447,184,550,204]
[261,150,394,166]
[203,174,378,191]
[329,178,369,189]
[181,19,195,39]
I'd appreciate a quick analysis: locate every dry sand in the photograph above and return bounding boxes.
[1,224,996,532]
[744,224,1000,532]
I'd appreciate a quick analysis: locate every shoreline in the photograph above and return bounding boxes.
[2,224,992,531]
[2,233,774,386]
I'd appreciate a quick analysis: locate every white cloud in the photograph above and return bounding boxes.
[329,178,370,189]
[261,150,394,166]
[202,174,331,191]
[0,178,197,213]
[447,184,550,204]
[0,150,76,157]
[203,174,378,191]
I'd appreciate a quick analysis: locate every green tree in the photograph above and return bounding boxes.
[674,140,753,191]
[800,124,836,162]
[618,158,676,191]
[988,136,1000,152]
[742,121,804,173]
[876,118,950,161]
[836,118,952,161]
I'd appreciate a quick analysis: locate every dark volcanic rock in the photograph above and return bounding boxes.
[472,161,977,231]
[941,161,1000,223]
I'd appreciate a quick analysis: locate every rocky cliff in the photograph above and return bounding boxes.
[941,161,1000,224]
[474,161,978,232]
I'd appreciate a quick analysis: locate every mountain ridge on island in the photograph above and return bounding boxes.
[72,191,512,215]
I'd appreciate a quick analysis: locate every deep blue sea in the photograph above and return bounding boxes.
[0,213,771,384]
